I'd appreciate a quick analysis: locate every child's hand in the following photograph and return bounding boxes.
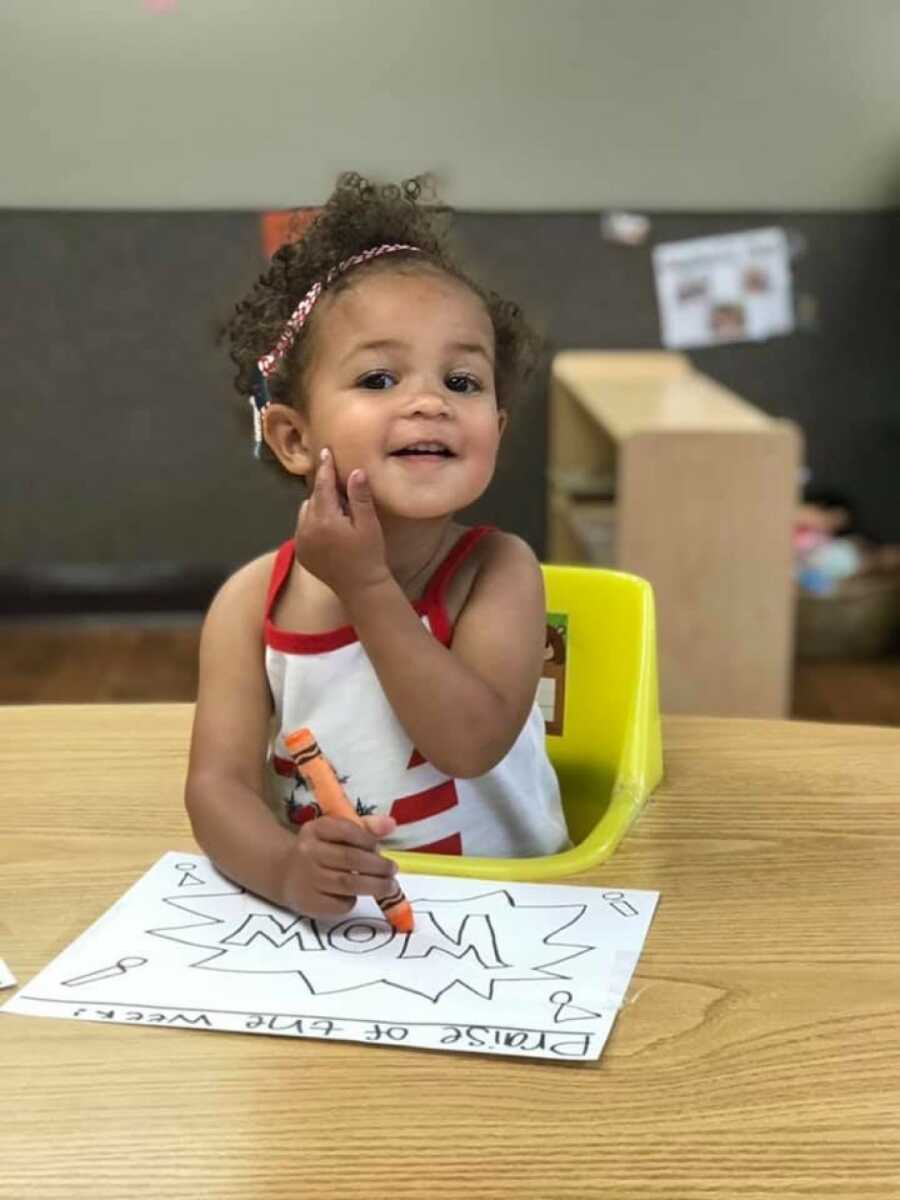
[278,813,400,918]
[294,448,390,598]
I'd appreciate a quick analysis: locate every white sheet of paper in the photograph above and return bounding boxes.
[0,958,16,989]
[653,227,794,349]
[2,852,658,1062]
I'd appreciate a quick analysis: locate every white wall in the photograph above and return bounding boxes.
[3,0,899,210]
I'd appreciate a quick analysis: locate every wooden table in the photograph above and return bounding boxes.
[1,704,898,1199]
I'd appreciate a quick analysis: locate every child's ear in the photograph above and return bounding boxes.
[262,404,314,476]
[497,409,508,439]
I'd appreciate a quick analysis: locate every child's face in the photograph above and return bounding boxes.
[295,270,506,520]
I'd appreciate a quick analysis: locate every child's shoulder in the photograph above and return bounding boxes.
[445,526,542,623]
[205,548,281,626]
[468,526,541,575]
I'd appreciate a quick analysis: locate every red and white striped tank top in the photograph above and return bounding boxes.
[263,525,568,858]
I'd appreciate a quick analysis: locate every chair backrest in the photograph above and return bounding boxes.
[542,563,662,846]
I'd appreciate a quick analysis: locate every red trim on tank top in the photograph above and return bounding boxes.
[418,525,495,645]
[264,526,495,655]
[406,832,463,855]
[265,541,294,613]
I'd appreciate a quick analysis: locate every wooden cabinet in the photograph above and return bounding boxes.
[547,351,802,717]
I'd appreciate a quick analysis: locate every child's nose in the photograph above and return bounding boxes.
[406,389,452,418]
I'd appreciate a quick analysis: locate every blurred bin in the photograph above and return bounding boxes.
[795,573,900,659]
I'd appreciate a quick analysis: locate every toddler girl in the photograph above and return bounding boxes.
[185,174,569,919]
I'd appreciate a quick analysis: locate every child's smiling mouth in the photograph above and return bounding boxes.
[388,439,457,463]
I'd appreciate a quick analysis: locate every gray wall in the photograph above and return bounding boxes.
[3,206,899,583]
[3,0,900,211]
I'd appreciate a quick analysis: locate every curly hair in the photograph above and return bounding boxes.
[225,172,540,418]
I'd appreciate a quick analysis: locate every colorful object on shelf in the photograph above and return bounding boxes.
[259,209,319,260]
[794,496,900,597]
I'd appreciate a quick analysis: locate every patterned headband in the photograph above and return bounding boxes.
[249,242,422,456]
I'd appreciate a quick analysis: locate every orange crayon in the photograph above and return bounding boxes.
[283,727,415,933]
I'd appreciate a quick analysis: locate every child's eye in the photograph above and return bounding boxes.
[358,371,396,390]
[446,373,481,394]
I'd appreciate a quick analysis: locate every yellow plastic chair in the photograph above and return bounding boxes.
[391,564,664,881]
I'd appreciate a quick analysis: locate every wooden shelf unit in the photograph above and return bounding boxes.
[547,351,802,717]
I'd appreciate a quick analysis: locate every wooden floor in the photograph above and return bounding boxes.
[1,619,899,726]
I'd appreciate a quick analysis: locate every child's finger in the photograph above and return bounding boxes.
[311,447,341,516]
[311,815,382,852]
[314,893,356,916]
[346,468,380,532]
[318,866,402,902]
[316,870,396,903]
[362,814,397,839]
[316,839,398,879]
[293,498,312,560]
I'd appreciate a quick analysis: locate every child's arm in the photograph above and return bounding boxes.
[348,533,545,778]
[184,556,398,915]
[295,453,546,779]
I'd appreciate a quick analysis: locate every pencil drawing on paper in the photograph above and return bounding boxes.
[62,957,148,988]
[175,862,207,888]
[147,884,593,1003]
